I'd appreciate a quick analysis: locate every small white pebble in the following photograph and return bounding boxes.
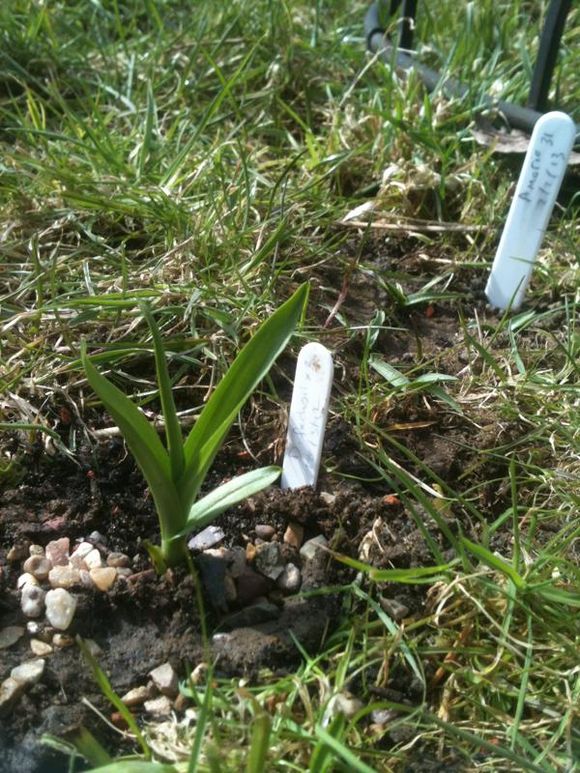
[84,549,103,570]
[45,588,77,630]
[17,573,39,590]
[30,639,53,656]
[29,545,44,556]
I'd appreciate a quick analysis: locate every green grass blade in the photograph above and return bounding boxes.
[141,304,185,482]
[333,552,456,583]
[175,467,281,540]
[309,714,345,773]
[187,667,214,773]
[245,711,271,773]
[70,727,112,767]
[89,763,177,772]
[461,537,526,590]
[180,283,309,506]
[81,342,183,536]
[313,726,377,773]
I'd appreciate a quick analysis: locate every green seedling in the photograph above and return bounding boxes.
[82,283,309,570]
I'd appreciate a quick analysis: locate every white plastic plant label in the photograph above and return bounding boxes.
[485,110,576,311]
[281,342,333,490]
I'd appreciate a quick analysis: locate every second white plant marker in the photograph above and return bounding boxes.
[281,342,333,490]
[485,110,576,311]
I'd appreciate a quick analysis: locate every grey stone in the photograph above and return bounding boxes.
[254,542,285,581]
[0,626,25,650]
[379,597,409,621]
[299,535,328,561]
[188,525,225,552]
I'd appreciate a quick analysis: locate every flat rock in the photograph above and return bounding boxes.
[11,658,45,686]
[149,662,179,698]
[45,537,70,567]
[0,626,25,650]
[45,588,77,630]
[188,525,225,552]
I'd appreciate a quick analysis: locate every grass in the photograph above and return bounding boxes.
[1,0,579,770]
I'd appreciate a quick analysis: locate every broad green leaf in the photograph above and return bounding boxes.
[82,343,184,537]
[461,537,526,590]
[180,283,309,506]
[369,357,409,387]
[141,304,184,482]
[175,466,281,539]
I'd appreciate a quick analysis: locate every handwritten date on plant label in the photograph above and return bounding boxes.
[281,342,333,490]
[485,111,576,311]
